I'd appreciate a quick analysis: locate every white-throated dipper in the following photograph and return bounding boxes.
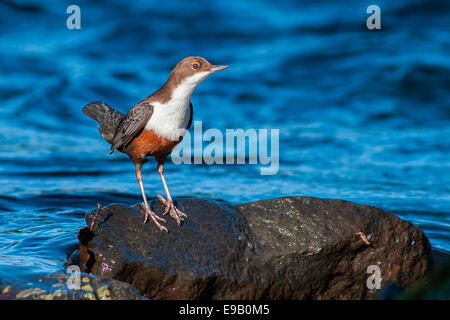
[82,56,228,232]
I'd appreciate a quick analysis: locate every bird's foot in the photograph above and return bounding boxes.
[356,232,371,245]
[157,195,188,225]
[142,204,168,232]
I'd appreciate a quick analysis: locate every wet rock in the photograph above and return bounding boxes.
[0,271,146,300]
[399,254,450,299]
[81,196,431,299]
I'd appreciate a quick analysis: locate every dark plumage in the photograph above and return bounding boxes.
[82,101,124,144]
[109,102,154,154]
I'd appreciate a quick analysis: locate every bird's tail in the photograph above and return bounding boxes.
[82,101,124,144]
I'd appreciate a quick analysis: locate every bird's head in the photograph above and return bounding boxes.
[169,56,229,89]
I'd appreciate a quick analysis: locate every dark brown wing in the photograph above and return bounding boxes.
[187,102,193,130]
[109,102,153,154]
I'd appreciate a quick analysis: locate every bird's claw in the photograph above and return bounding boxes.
[356,232,371,245]
[142,203,168,232]
[157,195,188,225]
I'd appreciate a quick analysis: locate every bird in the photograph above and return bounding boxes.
[82,56,228,232]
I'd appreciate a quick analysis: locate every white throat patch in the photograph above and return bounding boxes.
[144,71,209,141]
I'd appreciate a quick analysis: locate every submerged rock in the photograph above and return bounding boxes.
[0,271,146,300]
[79,196,431,299]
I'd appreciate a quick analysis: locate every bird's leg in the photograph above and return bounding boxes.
[134,161,167,232]
[155,158,187,225]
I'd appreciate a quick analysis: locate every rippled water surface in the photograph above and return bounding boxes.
[0,0,449,283]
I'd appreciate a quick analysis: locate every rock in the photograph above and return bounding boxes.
[2,285,12,295]
[15,288,46,299]
[0,271,146,300]
[80,196,431,299]
[399,254,450,299]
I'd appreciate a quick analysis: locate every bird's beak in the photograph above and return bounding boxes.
[210,65,229,73]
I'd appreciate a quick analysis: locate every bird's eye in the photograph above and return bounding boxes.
[192,63,199,70]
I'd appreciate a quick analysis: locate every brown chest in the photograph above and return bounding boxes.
[124,129,181,161]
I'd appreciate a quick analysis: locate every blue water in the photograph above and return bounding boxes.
[0,0,449,284]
